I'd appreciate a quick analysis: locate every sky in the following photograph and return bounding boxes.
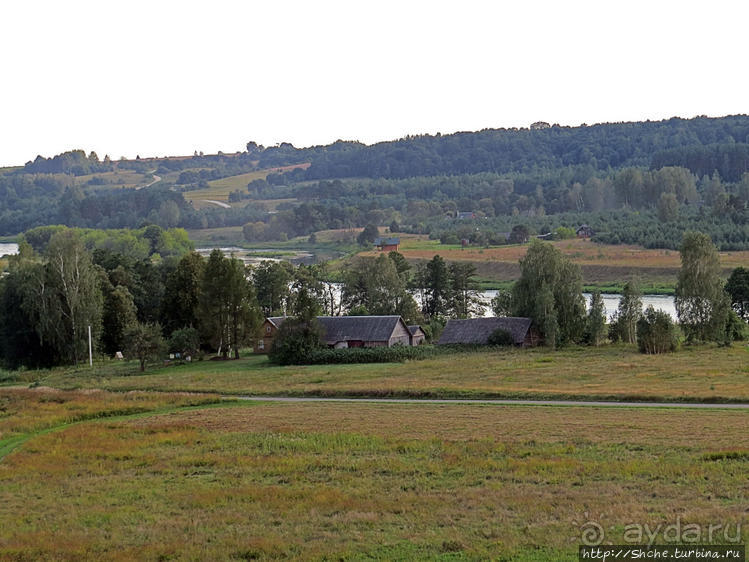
[2,0,748,167]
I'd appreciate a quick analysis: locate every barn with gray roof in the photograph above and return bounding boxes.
[437,317,537,347]
[255,315,413,352]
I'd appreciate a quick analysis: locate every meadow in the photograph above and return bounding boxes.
[183,163,310,203]
[1,396,746,560]
[358,235,749,288]
[36,344,749,403]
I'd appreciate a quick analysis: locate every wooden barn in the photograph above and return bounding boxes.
[318,316,412,348]
[255,315,414,352]
[576,224,595,238]
[408,325,426,345]
[374,237,400,252]
[437,317,538,347]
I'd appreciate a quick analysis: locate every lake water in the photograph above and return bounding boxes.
[0,243,19,257]
[479,290,676,320]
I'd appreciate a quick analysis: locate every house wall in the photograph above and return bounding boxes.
[411,334,425,345]
[255,320,278,353]
[388,321,412,347]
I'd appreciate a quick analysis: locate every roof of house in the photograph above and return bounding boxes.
[317,315,407,343]
[408,325,425,336]
[437,317,532,345]
[266,316,288,329]
[373,237,400,246]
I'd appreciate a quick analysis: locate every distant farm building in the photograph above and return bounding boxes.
[576,224,595,238]
[374,237,400,252]
[255,315,414,352]
[457,211,476,220]
[408,325,426,345]
[437,317,538,347]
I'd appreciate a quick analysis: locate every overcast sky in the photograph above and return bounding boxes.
[2,0,747,167]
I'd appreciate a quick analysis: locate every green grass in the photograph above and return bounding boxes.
[35,344,749,403]
[0,398,746,559]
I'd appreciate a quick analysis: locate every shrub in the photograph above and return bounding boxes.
[268,318,325,365]
[168,327,200,358]
[487,328,514,346]
[636,306,679,354]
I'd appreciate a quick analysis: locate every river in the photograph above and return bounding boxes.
[3,241,676,319]
[0,243,18,257]
[479,290,676,320]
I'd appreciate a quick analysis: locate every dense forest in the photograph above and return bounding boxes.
[1,115,746,248]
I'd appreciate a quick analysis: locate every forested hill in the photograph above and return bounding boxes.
[1,115,747,249]
[295,115,749,180]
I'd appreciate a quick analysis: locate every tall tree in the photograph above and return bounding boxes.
[675,232,730,342]
[341,255,419,323]
[725,267,749,322]
[253,260,294,317]
[422,255,452,320]
[613,280,642,344]
[161,251,205,334]
[32,231,103,365]
[199,250,261,359]
[512,239,585,347]
[449,262,483,318]
[586,291,607,346]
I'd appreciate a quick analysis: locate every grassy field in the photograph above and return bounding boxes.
[1,397,746,559]
[37,344,749,403]
[0,387,220,460]
[183,163,309,202]
[357,235,749,289]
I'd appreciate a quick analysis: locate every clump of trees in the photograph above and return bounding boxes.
[637,307,679,354]
[512,240,586,347]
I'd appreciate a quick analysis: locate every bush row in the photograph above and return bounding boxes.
[283,344,511,365]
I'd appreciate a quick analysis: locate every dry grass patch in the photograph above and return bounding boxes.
[0,402,746,560]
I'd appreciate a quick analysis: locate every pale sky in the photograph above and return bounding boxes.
[2,0,748,167]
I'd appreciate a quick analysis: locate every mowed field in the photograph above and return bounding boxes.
[0,390,746,560]
[183,163,310,203]
[359,235,749,286]
[40,344,749,403]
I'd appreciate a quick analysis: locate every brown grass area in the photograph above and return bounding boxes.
[0,387,219,439]
[0,402,746,559]
[387,238,748,269]
[138,402,749,449]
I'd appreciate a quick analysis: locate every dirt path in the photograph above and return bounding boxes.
[199,199,231,208]
[136,169,161,190]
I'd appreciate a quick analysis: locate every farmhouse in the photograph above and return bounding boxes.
[408,325,426,345]
[374,237,400,252]
[576,224,595,238]
[437,317,538,347]
[255,315,413,352]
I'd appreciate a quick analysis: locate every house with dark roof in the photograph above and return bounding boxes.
[374,237,400,252]
[254,315,413,352]
[437,317,538,347]
[576,224,594,238]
